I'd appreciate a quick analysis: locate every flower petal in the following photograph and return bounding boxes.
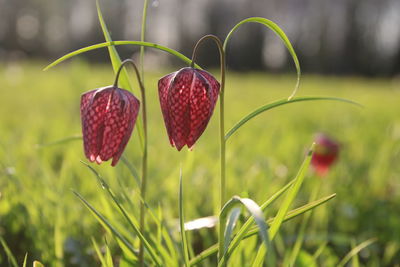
[167,68,194,150]
[97,88,139,166]
[111,90,140,166]
[81,87,113,162]
[186,71,213,148]
[196,69,220,109]
[158,72,177,146]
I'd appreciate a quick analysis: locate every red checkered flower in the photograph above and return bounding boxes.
[80,86,140,166]
[311,133,339,176]
[158,67,220,151]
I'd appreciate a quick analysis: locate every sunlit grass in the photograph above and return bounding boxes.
[0,61,399,265]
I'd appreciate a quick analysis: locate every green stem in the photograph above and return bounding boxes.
[139,2,149,266]
[113,59,148,266]
[190,34,226,264]
[190,34,226,208]
[140,0,148,81]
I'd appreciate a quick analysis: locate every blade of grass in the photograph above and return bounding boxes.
[105,239,114,267]
[80,162,162,266]
[92,238,108,267]
[96,0,131,90]
[312,241,328,260]
[147,230,177,267]
[73,191,138,255]
[223,17,300,99]
[288,181,321,267]
[252,144,315,266]
[0,236,18,267]
[155,205,179,264]
[222,177,295,262]
[189,193,335,266]
[22,253,28,267]
[218,196,273,267]
[120,155,141,187]
[44,41,200,71]
[225,97,361,141]
[351,239,360,267]
[114,170,177,266]
[179,169,191,267]
[35,135,82,148]
[223,208,241,255]
[337,238,377,267]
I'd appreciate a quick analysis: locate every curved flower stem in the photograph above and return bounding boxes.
[113,59,148,266]
[191,34,226,263]
[191,34,226,208]
[113,59,142,88]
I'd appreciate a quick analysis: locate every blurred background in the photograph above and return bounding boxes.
[1,0,400,266]
[1,0,400,75]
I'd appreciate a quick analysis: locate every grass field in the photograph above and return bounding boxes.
[1,61,399,266]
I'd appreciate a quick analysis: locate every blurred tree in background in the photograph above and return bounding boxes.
[0,0,399,75]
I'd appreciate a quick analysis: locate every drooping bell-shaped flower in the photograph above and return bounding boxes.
[158,67,220,151]
[80,86,140,166]
[311,133,339,176]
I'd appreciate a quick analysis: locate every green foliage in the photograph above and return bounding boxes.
[0,62,398,265]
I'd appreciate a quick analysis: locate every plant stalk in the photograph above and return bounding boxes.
[191,34,226,264]
[113,59,148,266]
[139,0,149,266]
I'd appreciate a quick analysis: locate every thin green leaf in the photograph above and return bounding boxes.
[189,193,336,266]
[105,239,114,267]
[351,239,360,267]
[22,253,28,267]
[0,236,18,267]
[312,241,328,260]
[73,191,138,255]
[113,167,177,265]
[147,232,177,267]
[223,17,300,99]
[120,155,141,187]
[288,181,321,267]
[96,0,131,90]
[265,194,336,227]
[218,196,273,267]
[35,135,82,148]
[225,96,361,141]
[44,41,200,71]
[179,169,191,267]
[154,205,179,265]
[252,144,315,266]
[337,238,377,267]
[223,208,241,254]
[269,144,315,238]
[80,162,163,266]
[219,178,295,265]
[92,238,108,267]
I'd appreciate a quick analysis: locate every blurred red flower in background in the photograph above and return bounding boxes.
[311,133,339,176]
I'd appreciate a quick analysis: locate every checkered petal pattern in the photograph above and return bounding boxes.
[80,86,140,166]
[158,67,220,151]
